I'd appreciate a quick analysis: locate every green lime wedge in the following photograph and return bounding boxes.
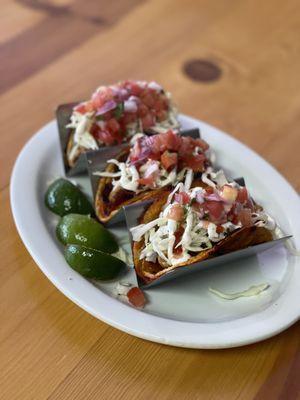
[45,178,93,217]
[65,244,125,280]
[57,214,118,254]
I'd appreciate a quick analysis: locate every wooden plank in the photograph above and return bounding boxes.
[1,0,299,190]
[0,1,43,44]
[0,188,107,399]
[0,288,108,400]
[0,0,143,95]
[0,188,32,282]
[254,326,300,399]
[47,324,299,400]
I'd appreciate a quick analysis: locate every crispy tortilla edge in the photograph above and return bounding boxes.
[94,150,171,223]
[132,199,274,284]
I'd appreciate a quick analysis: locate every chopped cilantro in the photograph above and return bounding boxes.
[114,102,124,120]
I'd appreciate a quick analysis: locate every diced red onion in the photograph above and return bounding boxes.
[119,89,128,99]
[205,193,224,202]
[148,81,162,91]
[144,161,159,178]
[95,100,117,116]
[128,95,140,102]
[124,99,138,113]
[196,192,205,204]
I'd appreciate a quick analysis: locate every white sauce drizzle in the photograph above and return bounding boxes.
[209,283,270,300]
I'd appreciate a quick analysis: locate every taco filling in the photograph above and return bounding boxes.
[130,171,275,283]
[65,80,179,167]
[94,130,211,222]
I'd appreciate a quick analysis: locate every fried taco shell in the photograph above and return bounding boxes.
[132,194,273,285]
[95,148,171,223]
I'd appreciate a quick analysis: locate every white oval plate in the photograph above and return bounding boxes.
[10,115,300,348]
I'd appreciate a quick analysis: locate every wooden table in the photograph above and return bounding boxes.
[1,0,299,399]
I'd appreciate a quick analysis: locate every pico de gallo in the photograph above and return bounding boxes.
[66,80,179,166]
[130,168,276,267]
[115,282,147,308]
[95,130,210,194]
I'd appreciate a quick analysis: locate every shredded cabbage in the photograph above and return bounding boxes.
[130,171,276,267]
[130,218,166,241]
[95,157,193,194]
[68,113,98,151]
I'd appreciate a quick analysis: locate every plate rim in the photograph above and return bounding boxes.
[10,114,300,349]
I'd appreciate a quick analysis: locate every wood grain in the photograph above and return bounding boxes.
[0,0,143,94]
[0,0,299,399]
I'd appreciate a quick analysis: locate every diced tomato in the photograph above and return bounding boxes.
[91,92,104,109]
[73,81,179,150]
[148,135,165,154]
[137,103,149,118]
[141,92,155,108]
[141,113,155,129]
[178,137,193,155]
[164,130,181,151]
[195,138,209,151]
[127,287,146,308]
[124,122,209,171]
[205,187,214,195]
[153,99,164,112]
[121,112,137,125]
[228,205,239,225]
[106,118,120,133]
[161,151,178,170]
[138,176,155,186]
[91,87,114,110]
[236,187,248,204]
[216,225,224,233]
[129,82,143,96]
[173,245,183,255]
[113,130,124,144]
[205,201,224,220]
[90,123,100,138]
[74,102,87,114]
[156,110,168,122]
[183,154,205,171]
[232,215,239,224]
[85,101,94,112]
[167,204,184,221]
[237,208,253,227]
[174,192,190,205]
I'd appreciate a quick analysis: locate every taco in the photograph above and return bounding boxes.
[130,171,275,284]
[94,130,211,223]
[61,80,180,168]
